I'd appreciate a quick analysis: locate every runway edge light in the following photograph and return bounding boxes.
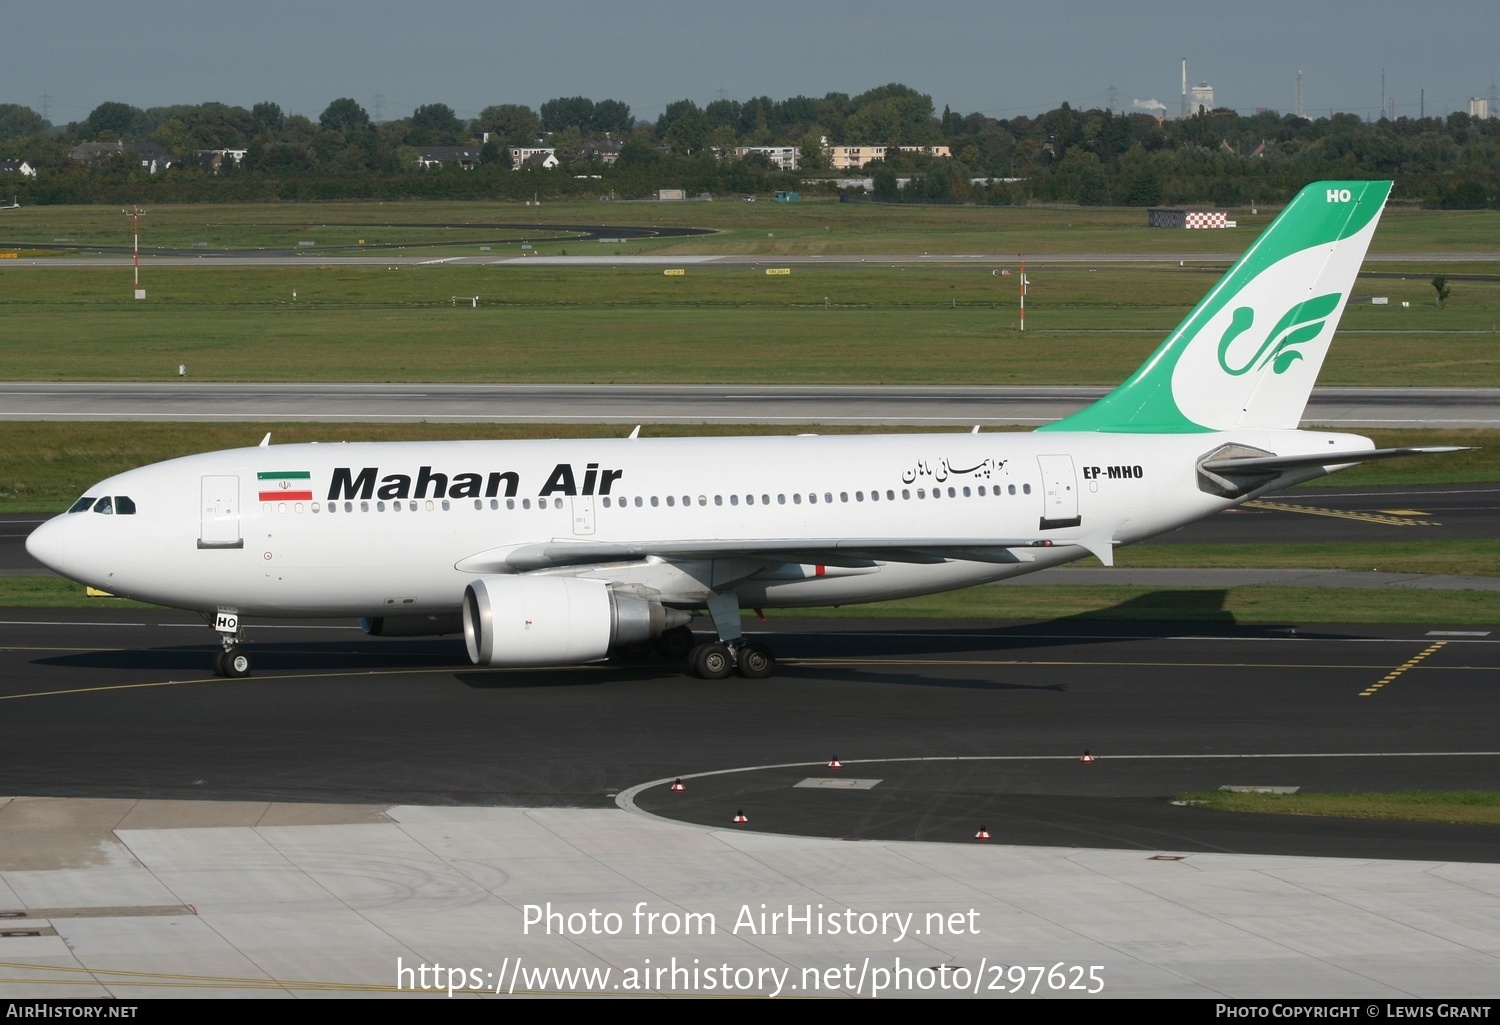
[670,778,685,792]
[1081,750,1096,764]
[733,810,748,824]
[975,826,991,840]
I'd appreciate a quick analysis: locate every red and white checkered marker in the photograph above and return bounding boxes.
[975,826,991,840]
[1080,750,1095,763]
[670,779,685,792]
[732,809,749,823]
[828,756,842,769]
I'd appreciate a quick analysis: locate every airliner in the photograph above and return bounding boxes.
[26,180,1460,679]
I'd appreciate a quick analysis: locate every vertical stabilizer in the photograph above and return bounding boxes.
[1041,179,1391,434]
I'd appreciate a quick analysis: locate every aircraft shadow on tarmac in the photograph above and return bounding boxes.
[30,589,1361,687]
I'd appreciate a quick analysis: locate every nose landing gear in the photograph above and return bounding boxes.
[206,609,251,677]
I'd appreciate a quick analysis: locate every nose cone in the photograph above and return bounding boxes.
[25,516,80,579]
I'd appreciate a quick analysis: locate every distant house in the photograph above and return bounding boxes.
[0,159,36,178]
[583,140,621,165]
[415,146,481,170]
[69,140,174,173]
[510,147,558,170]
[195,149,247,173]
[823,142,952,171]
[736,146,799,170]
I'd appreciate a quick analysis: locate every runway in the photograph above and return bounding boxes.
[5,613,1500,997]
[8,250,1500,268]
[1,610,1497,859]
[3,381,1497,428]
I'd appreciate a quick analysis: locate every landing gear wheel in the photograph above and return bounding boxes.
[221,648,252,678]
[655,625,695,660]
[735,642,776,680]
[690,641,734,680]
[212,650,228,677]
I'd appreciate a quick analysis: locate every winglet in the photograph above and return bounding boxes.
[258,432,271,448]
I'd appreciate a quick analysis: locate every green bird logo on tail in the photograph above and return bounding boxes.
[1217,292,1342,377]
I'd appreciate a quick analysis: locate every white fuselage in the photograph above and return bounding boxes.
[27,427,1366,619]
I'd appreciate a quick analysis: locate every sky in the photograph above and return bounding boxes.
[3,1,1496,127]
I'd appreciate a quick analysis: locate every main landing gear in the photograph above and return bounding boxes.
[207,609,252,678]
[684,592,777,681]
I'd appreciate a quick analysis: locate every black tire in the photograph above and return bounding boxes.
[212,649,229,677]
[655,625,695,660]
[736,643,776,680]
[223,649,252,678]
[690,641,734,680]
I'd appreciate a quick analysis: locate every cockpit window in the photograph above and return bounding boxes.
[115,496,136,515]
[92,497,114,515]
[69,496,95,513]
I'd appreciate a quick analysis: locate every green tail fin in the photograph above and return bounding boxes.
[1040,179,1392,434]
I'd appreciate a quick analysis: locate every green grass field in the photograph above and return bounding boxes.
[1179,790,1500,826]
[4,198,1500,256]
[0,263,1495,385]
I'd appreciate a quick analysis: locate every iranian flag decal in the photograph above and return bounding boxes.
[258,470,313,502]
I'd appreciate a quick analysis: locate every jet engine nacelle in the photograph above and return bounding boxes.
[462,575,686,667]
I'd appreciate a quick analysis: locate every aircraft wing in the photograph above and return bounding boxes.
[1201,446,1472,475]
[458,536,1085,573]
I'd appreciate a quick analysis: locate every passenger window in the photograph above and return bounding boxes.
[523,499,531,509]
[729,495,738,506]
[808,494,816,504]
[93,497,114,514]
[778,495,786,505]
[793,494,801,505]
[699,495,707,506]
[713,495,721,506]
[902,489,910,500]
[948,487,956,498]
[650,496,659,507]
[1008,485,1016,495]
[761,494,770,505]
[917,489,925,499]
[635,497,643,508]
[69,497,95,513]
[887,490,895,501]
[360,501,369,512]
[666,495,675,507]
[1023,484,1032,495]
[115,496,137,515]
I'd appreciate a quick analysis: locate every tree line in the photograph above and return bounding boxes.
[0,85,1495,208]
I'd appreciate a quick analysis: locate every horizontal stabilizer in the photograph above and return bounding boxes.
[1201,446,1472,475]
